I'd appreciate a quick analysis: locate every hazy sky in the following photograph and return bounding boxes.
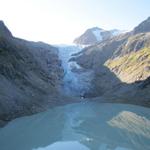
[0,0,150,44]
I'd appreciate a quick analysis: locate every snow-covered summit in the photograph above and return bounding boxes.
[73,27,124,46]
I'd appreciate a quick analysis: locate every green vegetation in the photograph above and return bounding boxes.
[105,47,150,82]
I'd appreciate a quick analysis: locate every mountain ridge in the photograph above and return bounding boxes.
[72,16,150,106]
[133,17,150,34]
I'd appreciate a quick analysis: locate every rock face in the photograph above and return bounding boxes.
[73,17,150,106]
[0,21,64,126]
[0,21,12,37]
[73,27,122,46]
[133,17,150,34]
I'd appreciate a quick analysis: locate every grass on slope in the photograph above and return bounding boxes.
[105,47,150,82]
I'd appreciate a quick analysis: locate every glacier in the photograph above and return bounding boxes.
[58,45,94,97]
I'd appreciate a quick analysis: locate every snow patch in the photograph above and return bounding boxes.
[92,29,103,41]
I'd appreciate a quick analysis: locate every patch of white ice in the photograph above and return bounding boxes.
[92,29,103,41]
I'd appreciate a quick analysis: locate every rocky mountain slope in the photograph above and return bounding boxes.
[72,17,150,107]
[133,17,150,34]
[106,46,150,83]
[73,27,122,46]
[0,21,66,126]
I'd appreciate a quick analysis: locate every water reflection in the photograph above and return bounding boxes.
[33,141,89,150]
[0,107,66,150]
[108,111,150,138]
[0,102,150,150]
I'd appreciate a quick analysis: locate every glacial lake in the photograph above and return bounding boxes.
[0,102,150,150]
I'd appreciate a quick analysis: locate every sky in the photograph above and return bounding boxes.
[0,0,150,44]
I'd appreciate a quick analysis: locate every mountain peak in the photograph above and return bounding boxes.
[88,27,103,31]
[0,20,12,37]
[74,27,122,46]
[133,16,150,34]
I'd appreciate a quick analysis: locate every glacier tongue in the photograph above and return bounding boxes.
[58,45,93,97]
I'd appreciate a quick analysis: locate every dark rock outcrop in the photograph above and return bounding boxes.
[0,21,12,38]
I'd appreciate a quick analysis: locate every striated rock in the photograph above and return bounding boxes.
[113,32,150,57]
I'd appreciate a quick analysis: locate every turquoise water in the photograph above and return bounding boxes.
[0,102,150,150]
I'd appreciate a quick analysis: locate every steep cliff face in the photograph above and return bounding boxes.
[0,21,12,37]
[73,17,150,106]
[133,17,150,34]
[0,21,64,125]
